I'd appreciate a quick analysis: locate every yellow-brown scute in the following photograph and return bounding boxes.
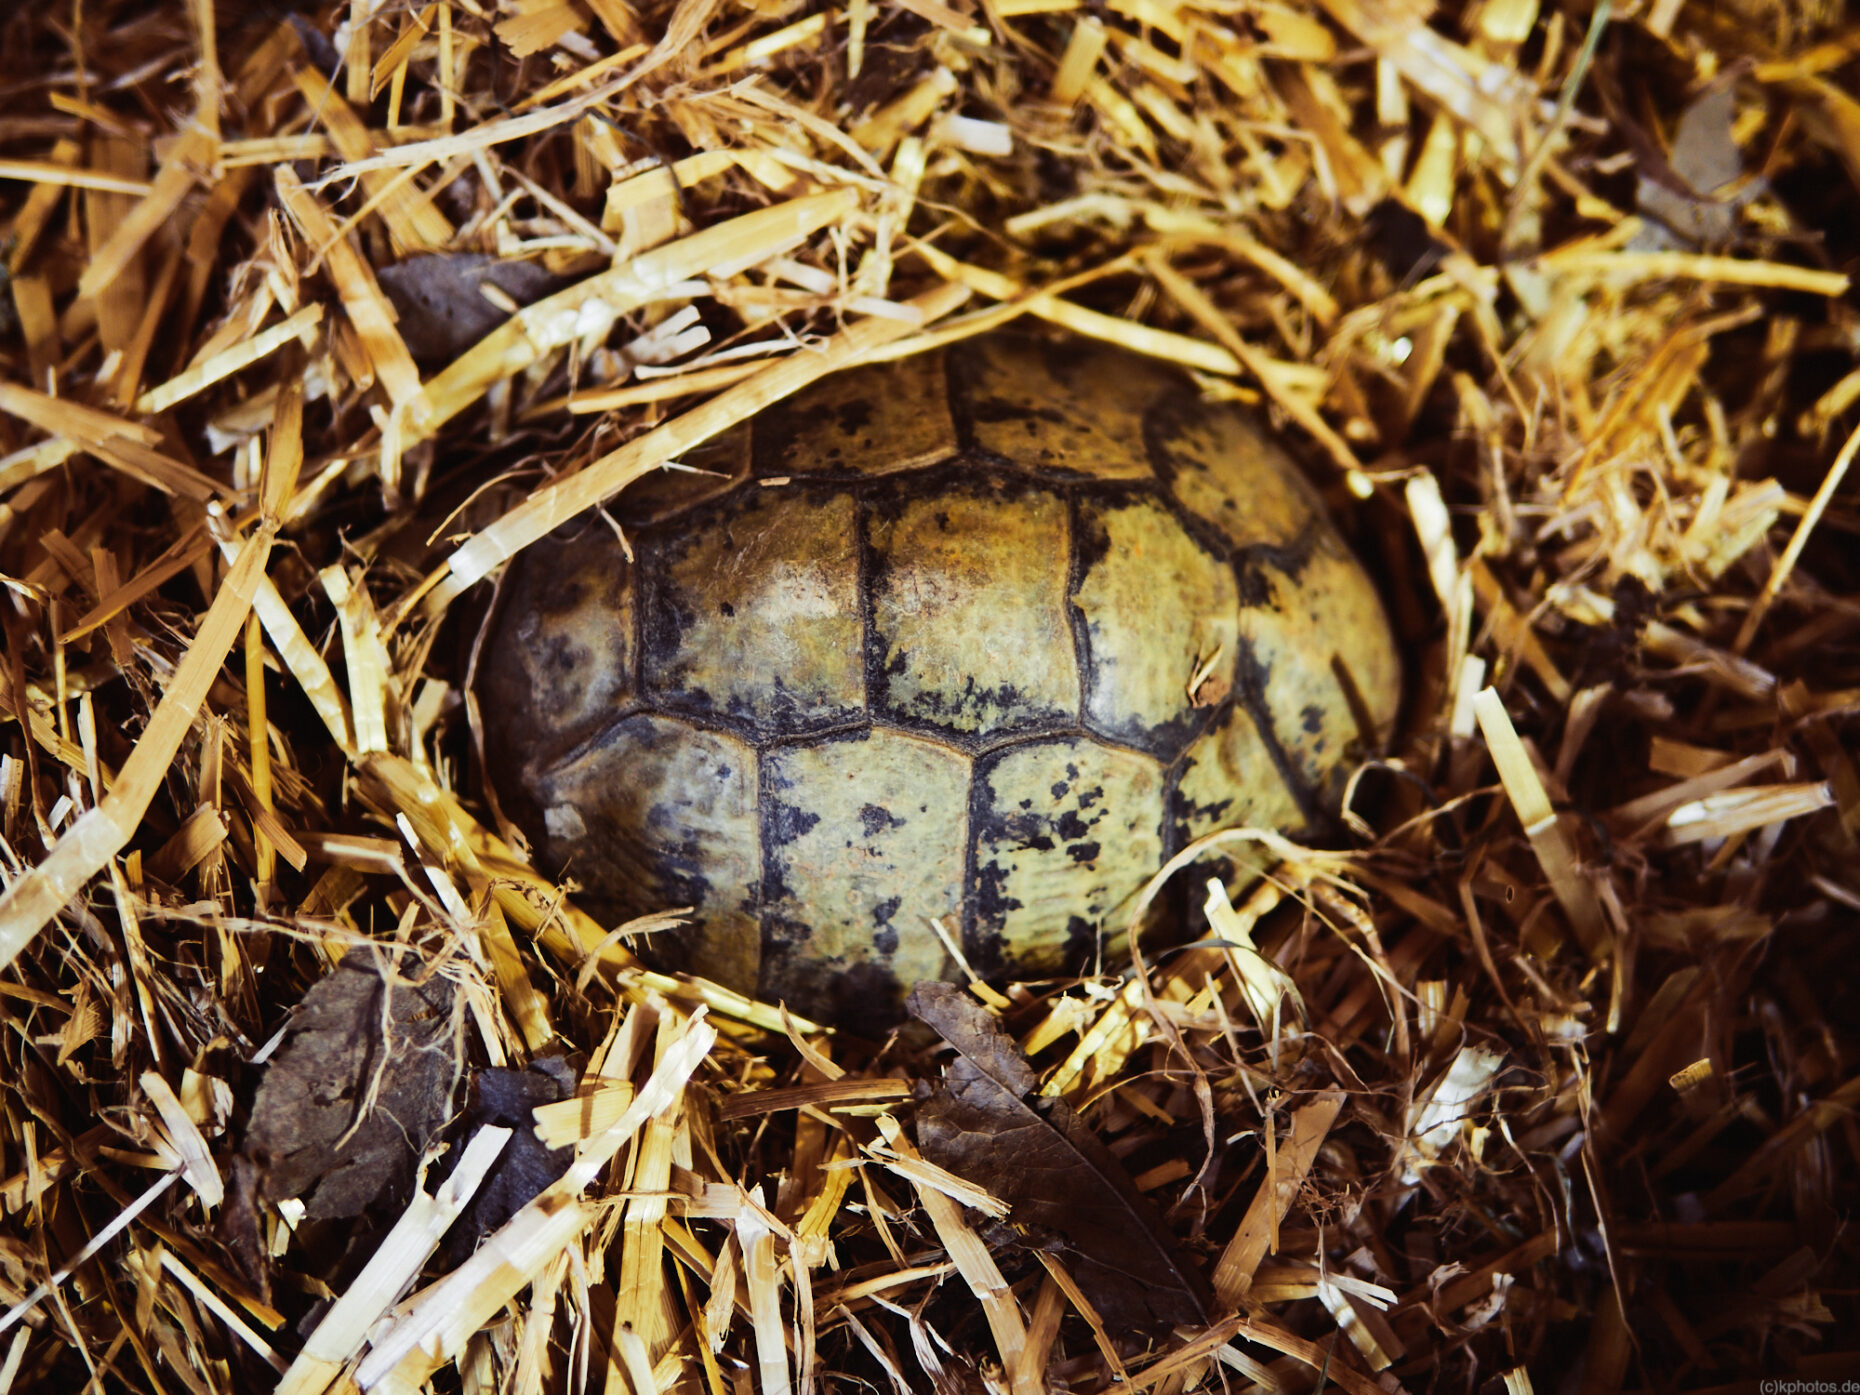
[481,335,1399,1025]
[869,483,1077,737]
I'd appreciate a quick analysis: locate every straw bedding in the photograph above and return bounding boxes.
[0,0,1857,1390]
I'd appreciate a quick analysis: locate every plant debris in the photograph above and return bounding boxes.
[1,0,1858,1389]
[241,947,463,1222]
[376,253,566,367]
[439,1056,575,1263]
[910,981,1211,1330]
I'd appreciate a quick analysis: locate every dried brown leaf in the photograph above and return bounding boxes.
[908,982,1210,1329]
[242,947,464,1220]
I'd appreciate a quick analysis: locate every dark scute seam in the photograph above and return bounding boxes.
[944,341,977,454]
[1230,611,1326,833]
[959,732,990,976]
[523,699,653,780]
[1068,481,1229,763]
[1159,749,1190,862]
[855,481,875,723]
[1143,389,1336,573]
[1232,519,1323,587]
[1063,488,1095,740]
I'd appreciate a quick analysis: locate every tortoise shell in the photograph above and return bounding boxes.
[478,335,1399,1028]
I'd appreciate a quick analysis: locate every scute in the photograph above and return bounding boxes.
[1072,493,1238,758]
[645,485,865,736]
[759,729,969,1026]
[617,427,751,526]
[868,479,1078,739]
[478,532,635,758]
[1174,701,1303,848]
[970,736,1165,976]
[1238,543,1400,806]
[1151,395,1322,551]
[955,336,1170,481]
[752,351,958,478]
[515,714,762,995]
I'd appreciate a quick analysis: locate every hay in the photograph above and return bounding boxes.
[2,0,1859,1390]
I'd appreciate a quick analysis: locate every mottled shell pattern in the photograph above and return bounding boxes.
[479,335,1400,1028]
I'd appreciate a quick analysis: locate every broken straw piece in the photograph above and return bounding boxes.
[1473,687,1610,961]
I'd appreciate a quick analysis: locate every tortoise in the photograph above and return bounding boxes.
[478,335,1400,1029]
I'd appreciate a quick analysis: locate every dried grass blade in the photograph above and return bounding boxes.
[159,1250,287,1372]
[1224,1313,1387,1395]
[0,383,220,501]
[1542,249,1849,296]
[1210,1091,1345,1306]
[274,167,427,423]
[134,304,322,415]
[140,1070,223,1207]
[1148,254,1364,483]
[1704,1073,1860,1209]
[0,1170,181,1337]
[319,77,629,179]
[1473,688,1608,959]
[0,160,152,195]
[714,1078,913,1120]
[1034,1253,1129,1384]
[1145,209,1340,322]
[353,1012,717,1388]
[0,439,79,494]
[0,523,274,971]
[0,383,162,446]
[1313,0,1528,166]
[368,3,439,97]
[873,1114,1031,1392]
[565,363,760,412]
[1660,782,1835,846]
[276,1126,512,1395]
[418,188,857,438]
[1733,417,1860,654]
[247,571,356,754]
[292,66,453,253]
[77,126,215,303]
[612,1100,680,1373]
[735,1207,791,1395]
[5,140,80,271]
[320,568,392,754]
[1605,750,1787,832]
[60,524,210,643]
[440,279,968,590]
[355,752,632,975]
[478,900,555,1053]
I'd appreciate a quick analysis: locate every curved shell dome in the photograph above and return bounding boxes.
[479,335,1400,1028]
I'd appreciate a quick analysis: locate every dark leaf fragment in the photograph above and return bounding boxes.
[376,253,563,365]
[442,1057,576,1263]
[1635,81,1760,249]
[242,947,464,1220]
[1363,198,1449,284]
[908,982,1210,1329]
